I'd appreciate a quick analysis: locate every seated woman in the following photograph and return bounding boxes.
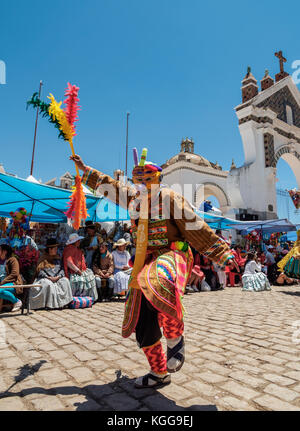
[0,244,23,312]
[92,241,115,301]
[227,245,243,286]
[273,251,295,286]
[199,255,220,291]
[29,239,73,310]
[188,265,205,292]
[242,252,271,292]
[62,233,98,302]
[112,238,132,296]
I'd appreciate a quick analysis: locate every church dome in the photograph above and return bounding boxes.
[164,152,213,168]
[161,138,222,170]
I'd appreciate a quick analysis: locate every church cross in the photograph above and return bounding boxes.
[275,51,287,73]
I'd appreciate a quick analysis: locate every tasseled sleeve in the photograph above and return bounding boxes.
[82,167,136,209]
[169,190,234,267]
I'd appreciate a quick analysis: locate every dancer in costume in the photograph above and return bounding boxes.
[277,231,300,280]
[70,149,236,389]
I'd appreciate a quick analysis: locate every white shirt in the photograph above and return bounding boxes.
[112,250,130,270]
[265,251,275,265]
[243,260,262,276]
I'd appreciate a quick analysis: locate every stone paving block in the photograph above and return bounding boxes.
[62,345,81,353]
[263,384,299,402]
[283,371,300,381]
[196,371,227,384]
[105,392,141,411]
[217,396,256,411]
[220,381,260,400]
[73,351,97,362]
[291,384,300,394]
[36,343,58,352]
[30,395,66,411]
[47,350,70,361]
[179,397,217,410]
[285,362,300,371]
[253,394,300,411]
[260,363,286,374]
[203,362,232,376]
[0,396,28,411]
[84,342,103,352]
[183,380,220,397]
[85,380,117,399]
[159,384,193,401]
[274,352,300,362]
[57,358,82,369]
[0,348,17,359]
[258,355,286,365]
[229,371,265,388]
[197,351,227,362]
[231,363,262,375]
[262,374,295,386]
[63,395,101,411]
[38,368,69,385]
[143,393,184,411]
[66,367,95,383]
[52,337,73,347]
[272,344,299,354]
[0,357,24,369]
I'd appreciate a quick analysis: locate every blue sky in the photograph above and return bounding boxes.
[0,0,299,221]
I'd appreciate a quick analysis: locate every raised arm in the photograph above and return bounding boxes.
[70,154,136,209]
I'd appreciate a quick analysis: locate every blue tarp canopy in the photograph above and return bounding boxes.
[196,210,241,230]
[226,218,297,234]
[0,173,129,223]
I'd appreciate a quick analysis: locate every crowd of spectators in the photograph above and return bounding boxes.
[1,222,299,312]
[186,231,299,293]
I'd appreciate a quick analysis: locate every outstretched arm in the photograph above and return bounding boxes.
[168,189,235,268]
[70,155,137,209]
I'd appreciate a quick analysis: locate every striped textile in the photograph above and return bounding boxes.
[69,296,93,309]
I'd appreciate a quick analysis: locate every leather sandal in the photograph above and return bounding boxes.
[167,336,185,373]
[134,372,171,389]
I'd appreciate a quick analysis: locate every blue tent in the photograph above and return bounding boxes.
[0,173,129,223]
[195,210,241,230]
[226,218,297,234]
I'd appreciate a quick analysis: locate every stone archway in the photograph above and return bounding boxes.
[195,182,230,214]
[273,146,300,188]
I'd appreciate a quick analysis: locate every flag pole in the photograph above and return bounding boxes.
[30,80,43,176]
[125,112,130,183]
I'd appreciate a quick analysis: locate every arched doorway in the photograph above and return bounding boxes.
[276,156,300,225]
[273,146,300,188]
[195,182,230,214]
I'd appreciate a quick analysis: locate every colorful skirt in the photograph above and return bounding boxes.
[122,246,193,338]
[69,268,98,302]
[284,257,300,279]
[242,272,271,292]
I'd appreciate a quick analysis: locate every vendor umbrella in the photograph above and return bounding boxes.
[0,173,129,223]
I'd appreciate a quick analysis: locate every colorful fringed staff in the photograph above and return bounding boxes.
[139,148,148,166]
[133,148,139,166]
[27,83,87,230]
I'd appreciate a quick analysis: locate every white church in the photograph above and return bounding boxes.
[161,51,300,221]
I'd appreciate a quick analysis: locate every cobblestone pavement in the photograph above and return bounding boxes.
[1,285,300,411]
